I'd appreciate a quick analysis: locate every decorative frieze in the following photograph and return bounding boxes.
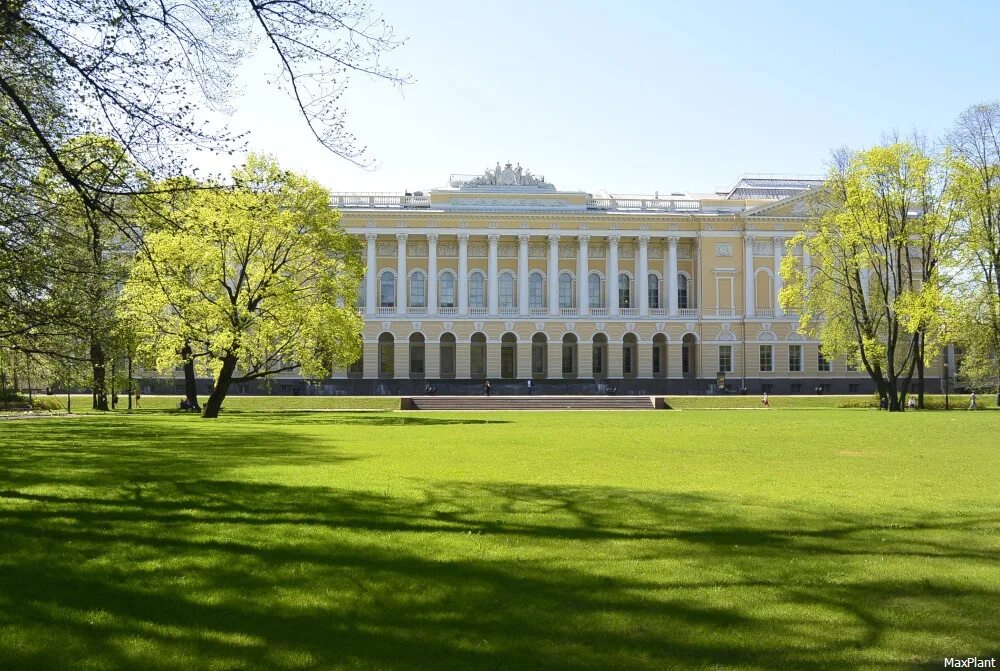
[558,242,577,259]
[407,241,427,257]
[715,242,733,257]
[649,245,663,260]
[678,244,692,259]
[438,243,458,257]
[529,242,546,258]
[377,242,395,256]
[498,242,517,258]
[468,243,487,258]
[589,244,606,259]
[619,243,635,259]
[753,239,774,256]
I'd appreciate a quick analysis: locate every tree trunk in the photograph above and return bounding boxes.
[91,339,109,411]
[202,352,237,419]
[127,354,133,410]
[181,341,200,410]
[916,332,925,409]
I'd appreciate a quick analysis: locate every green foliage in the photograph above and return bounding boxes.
[122,155,364,415]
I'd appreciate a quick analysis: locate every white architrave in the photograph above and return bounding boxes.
[577,234,590,316]
[638,235,650,316]
[427,233,438,315]
[518,234,530,316]
[548,234,560,316]
[608,235,620,316]
[395,233,408,315]
[458,234,469,315]
[365,233,377,316]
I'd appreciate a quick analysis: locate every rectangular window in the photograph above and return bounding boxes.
[439,277,455,308]
[470,276,485,308]
[410,276,426,308]
[788,345,802,372]
[762,383,773,394]
[759,345,773,372]
[623,347,633,375]
[820,383,832,394]
[652,347,662,375]
[593,346,604,376]
[562,345,575,376]
[589,276,602,308]
[846,360,858,372]
[529,276,544,309]
[790,383,802,394]
[818,347,831,372]
[718,345,732,373]
[848,383,861,393]
[532,345,546,376]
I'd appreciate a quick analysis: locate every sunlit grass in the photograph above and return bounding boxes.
[1,409,998,669]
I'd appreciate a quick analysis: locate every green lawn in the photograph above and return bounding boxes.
[1,409,997,670]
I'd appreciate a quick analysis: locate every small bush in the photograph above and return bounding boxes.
[32,396,64,411]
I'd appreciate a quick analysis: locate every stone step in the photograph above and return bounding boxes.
[405,395,657,410]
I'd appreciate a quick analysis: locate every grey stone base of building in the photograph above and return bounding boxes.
[137,376,925,397]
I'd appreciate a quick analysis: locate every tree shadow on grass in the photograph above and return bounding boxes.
[0,420,997,670]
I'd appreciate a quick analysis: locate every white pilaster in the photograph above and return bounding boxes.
[427,233,438,316]
[608,235,620,316]
[744,235,755,317]
[518,234,530,317]
[548,234,560,316]
[395,233,407,315]
[638,235,650,316]
[773,237,784,317]
[577,235,590,316]
[667,236,678,317]
[487,234,499,317]
[693,237,701,310]
[365,233,377,316]
[458,234,469,315]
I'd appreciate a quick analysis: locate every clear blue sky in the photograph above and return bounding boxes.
[217,0,1000,196]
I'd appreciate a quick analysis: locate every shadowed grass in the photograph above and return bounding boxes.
[0,410,998,670]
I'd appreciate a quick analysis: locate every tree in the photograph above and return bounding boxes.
[122,155,363,418]
[781,143,952,411]
[1,0,408,217]
[947,102,1000,405]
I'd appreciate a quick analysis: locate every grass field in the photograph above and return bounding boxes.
[1,409,998,670]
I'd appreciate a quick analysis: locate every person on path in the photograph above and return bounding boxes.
[907,396,916,409]
[527,378,534,395]
[762,392,770,409]
[484,380,491,397]
[969,391,978,410]
[134,389,141,408]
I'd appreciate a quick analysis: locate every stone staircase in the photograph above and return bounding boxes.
[404,395,660,410]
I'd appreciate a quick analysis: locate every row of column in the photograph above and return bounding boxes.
[365,233,696,318]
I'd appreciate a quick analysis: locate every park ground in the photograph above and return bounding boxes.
[0,401,997,670]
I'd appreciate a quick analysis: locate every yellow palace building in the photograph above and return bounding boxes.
[330,162,892,395]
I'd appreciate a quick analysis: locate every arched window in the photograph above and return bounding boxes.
[589,273,602,308]
[378,332,394,378]
[678,273,689,309]
[499,271,515,308]
[562,333,578,378]
[648,273,660,309]
[470,332,487,379]
[439,272,455,309]
[439,333,456,379]
[619,273,631,309]
[470,271,486,308]
[531,332,547,378]
[623,334,638,378]
[379,271,395,307]
[409,270,426,308]
[559,272,573,308]
[408,333,425,378]
[529,272,545,309]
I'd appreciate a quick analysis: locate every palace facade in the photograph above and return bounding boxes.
[328,163,928,395]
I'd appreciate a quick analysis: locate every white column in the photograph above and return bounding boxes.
[638,235,650,316]
[773,236,784,317]
[487,234,499,316]
[608,235,620,316]
[744,235,755,317]
[667,236,678,317]
[395,232,407,315]
[365,233,377,316]
[548,234,560,316]
[518,234,530,317]
[427,233,438,316]
[577,235,590,316]
[458,234,469,315]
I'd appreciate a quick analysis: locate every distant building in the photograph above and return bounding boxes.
[319,162,930,396]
